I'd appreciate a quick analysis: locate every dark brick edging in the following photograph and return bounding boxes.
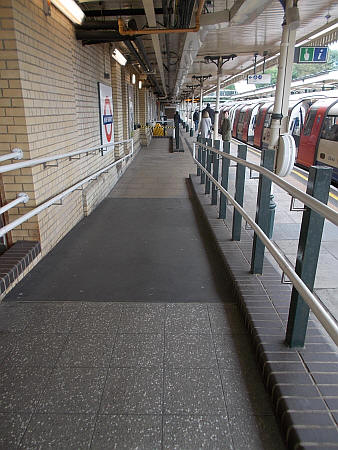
[189,173,338,449]
[0,241,41,295]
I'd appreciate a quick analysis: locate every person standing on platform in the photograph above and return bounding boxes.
[198,110,212,138]
[193,110,199,131]
[202,103,215,125]
[220,111,232,142]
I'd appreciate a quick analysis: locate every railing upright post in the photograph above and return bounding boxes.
[285,166,332,348]
[211,140,220,205]
[251,149,275,274]
[205,138,212,194]
[200,138,206,184]
[219,141,230,219]
[232,145,247,240]
[197,136,201,176]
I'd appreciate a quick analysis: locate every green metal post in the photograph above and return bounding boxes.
[251,149,275,274]
[197,136,201,176]
[219,141,230,219]
[211,140,220,205]
[201,138,206,184]
[285,166,332,348]
[232,145,247,241]
[205,138,212,194]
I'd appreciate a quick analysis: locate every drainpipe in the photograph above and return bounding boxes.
[213,58,222,141]
[190,89,195,136]
[269,0,299,152]
[199,82,203,125]
[267,0,299,237]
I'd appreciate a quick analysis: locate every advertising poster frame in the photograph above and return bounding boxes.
[98,82,114,152]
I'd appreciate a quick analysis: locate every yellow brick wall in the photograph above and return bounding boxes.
[0,0,141,255]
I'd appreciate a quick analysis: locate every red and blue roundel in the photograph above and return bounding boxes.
[103,96,113,142]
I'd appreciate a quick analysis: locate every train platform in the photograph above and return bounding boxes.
[0,138,286,449]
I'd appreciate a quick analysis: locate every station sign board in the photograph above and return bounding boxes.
[98,82,114,152]
[296,47,328,63]
[247,73,271,84]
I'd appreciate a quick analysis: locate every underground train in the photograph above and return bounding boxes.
[219,90,338,184]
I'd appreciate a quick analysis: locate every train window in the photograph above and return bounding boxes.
[264,113,272,128]
[303,110,317,136]
[321,115,338,142]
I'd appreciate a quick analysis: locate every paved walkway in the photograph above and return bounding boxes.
[0,138,285,448]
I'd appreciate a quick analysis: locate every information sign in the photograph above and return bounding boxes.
[298,47,328,63]
[247,73,271,84]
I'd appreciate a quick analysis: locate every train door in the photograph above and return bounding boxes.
[248,102,262,144]
[253,102,272,148]
[316,102,338,184]
[261,104,274,149]
[232,105,244,138]
[237,105,249,141]
[296,98,332,168]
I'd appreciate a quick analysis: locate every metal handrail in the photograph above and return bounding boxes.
[0,139,132,174]
[0,147,134,239]
[0,193,29,216]
[193,151,338,346]
[197,141,338,227]
[0,148,23,163]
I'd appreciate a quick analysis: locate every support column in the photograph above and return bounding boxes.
[213,59,222,141]
[192,74,212,127]
[265,0,299,250]
[269,0,299,150]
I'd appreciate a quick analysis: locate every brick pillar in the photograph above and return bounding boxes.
[111,60,124,158]
[139,87,151,146]
[0,1,39,243]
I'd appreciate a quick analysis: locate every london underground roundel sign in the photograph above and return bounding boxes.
[103,97,113,142]
[98,83,114,150]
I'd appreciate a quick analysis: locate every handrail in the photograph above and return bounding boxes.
[0,139,132,174]
[194,152,338,346]
[0,148,23,163]
[0,193,29,216]
[0,147,134,239]
[197,141,338,227]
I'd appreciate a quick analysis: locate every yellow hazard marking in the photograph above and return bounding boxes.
[290,170,338,201]
[247,146,338,201]
[247,147,261,156]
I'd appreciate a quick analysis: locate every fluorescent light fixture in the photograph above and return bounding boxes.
[132,74,136,84]
[138,80,142,89]
[112,48,127,66]
[50,0,84,25]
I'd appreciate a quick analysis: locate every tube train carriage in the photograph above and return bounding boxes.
[219,90,338,184]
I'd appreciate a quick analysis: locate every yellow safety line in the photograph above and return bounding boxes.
[247,146,338,201]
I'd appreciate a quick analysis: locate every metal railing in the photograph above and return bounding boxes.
[0,148,23,163]
[196,141,338,227]
[0,140,130,174]
[0,193,29,216]
[193,138,338,347]
[0,139,134,237]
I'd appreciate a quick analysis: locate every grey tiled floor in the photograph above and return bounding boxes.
[0,301,285,449]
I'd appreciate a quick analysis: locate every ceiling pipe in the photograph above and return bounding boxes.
[118,0,205,36]
[84,8,165,17]
[124,40,163,95]
[141,0,167,96]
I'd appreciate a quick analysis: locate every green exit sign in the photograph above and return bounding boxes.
[297,47,328,63]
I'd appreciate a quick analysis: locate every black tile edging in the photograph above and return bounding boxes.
[188,173,338,449]
[0,241,41,295]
